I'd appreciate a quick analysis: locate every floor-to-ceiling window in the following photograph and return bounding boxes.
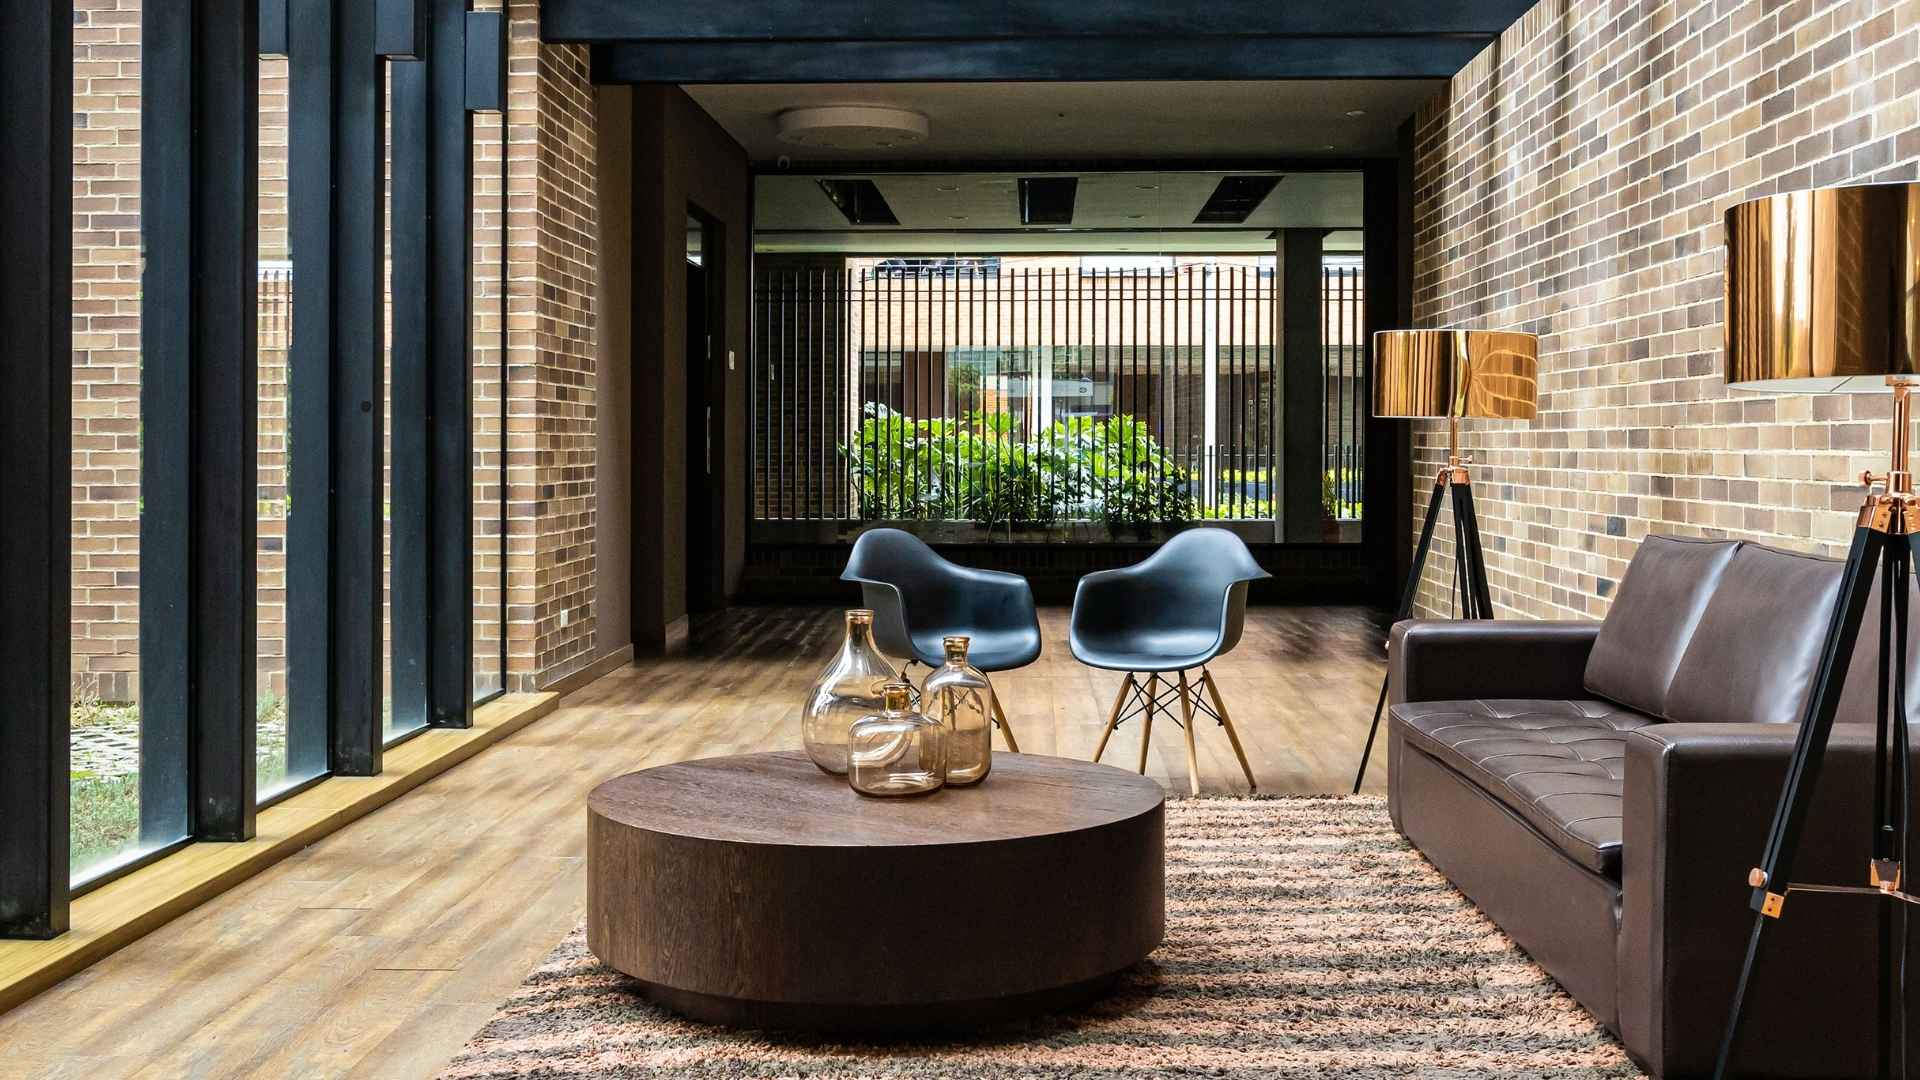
[68,0,184,883]
[751,170,1364,541]
[472,0,508,702]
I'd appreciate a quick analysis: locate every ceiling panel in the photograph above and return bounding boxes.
[688,81,1432,162]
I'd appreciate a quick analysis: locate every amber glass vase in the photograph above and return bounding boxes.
[848,681,947,796]
[922,635,993,786]
[802,609,897,775]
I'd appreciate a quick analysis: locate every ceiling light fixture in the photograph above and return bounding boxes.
[775,105,929,151]
[1345,109,1367,117]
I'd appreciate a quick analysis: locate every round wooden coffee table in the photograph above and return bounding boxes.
[586,750,1164,1032]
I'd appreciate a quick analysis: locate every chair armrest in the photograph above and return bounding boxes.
[1619,723,1902,1077]
[1388,619,1598,704]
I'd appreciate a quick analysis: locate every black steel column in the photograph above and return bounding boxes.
[391,0,477,732]
[290,0,388,776]
[285,0,334,781]
[1279,229,1326,542]
[142,0,262,842]
[0,0,72,938]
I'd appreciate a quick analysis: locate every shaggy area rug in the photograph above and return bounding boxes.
[441,796,1642,1078]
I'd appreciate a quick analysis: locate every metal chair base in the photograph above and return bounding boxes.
[1091,668,1255,795]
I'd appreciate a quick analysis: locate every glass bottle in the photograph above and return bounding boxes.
[802,609,898,775]
[922,635,993,786]
[848,681,947,797]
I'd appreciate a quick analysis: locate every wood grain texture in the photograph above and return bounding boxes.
[586,751,1163,1030]
[0,605,1385,1077]
[0,692,557,1017]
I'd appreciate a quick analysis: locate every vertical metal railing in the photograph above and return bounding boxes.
[753,256,1362,526]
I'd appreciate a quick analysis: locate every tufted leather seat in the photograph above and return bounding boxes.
[1391,698,1659,877]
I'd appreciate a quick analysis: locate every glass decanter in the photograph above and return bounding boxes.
[803,609,897,775]
[848,681,948,797]
[922,635,993,786]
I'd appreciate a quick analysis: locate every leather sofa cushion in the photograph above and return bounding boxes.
[1583,536,1738,716]
[1665,543,1841,726]
[1391,698,1662,878]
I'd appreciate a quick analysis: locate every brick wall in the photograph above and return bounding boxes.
[505,1,599,689]
[1409,0,1920,621]
[69,0,597,702]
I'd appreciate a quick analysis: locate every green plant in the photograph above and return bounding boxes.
[840,404,1194,527]
[1323,467,1363,519]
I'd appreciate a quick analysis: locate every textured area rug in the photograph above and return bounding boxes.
[441,797,1642,1078]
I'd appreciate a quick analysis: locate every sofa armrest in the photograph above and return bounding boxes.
[1620,723,1910,1078]
[1388,619,1598,704]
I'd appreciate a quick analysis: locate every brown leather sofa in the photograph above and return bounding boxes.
[1387,535,1920,1078]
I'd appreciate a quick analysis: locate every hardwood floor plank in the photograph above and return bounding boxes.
[0,605,1387,1079]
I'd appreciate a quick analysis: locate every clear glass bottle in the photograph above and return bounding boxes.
[803,609,898,775]
[922,635,993,786]
[848,681,947,797]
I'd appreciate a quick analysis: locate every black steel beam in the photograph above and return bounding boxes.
[376,0,427,59]
[262,0,289,56]
[592,36,1491,83]
[1279,229,1325,543]
[465,12,507,112]
[142,0,262,841]
[0,0,72,939]
[290,0,387,775]
[285,0,336,783]
[547,0,1535,42]
[391,0,475,732]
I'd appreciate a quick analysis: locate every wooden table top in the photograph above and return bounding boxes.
[587,750,1165,848]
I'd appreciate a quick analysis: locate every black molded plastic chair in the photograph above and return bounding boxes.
[1069,527,1269,793]
[841,528,1042,751]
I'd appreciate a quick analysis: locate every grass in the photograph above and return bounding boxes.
[69,692,293,876]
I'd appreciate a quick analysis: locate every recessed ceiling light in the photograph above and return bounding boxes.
[1126,214,1145,220]
[1345,109,1367,117]
[1320,144,1336,151]
[1134,184,1159,191]
[935,184,960,192]
[949,214,968,221]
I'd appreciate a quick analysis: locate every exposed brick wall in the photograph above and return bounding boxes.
[505,1,599,689]
[71,0,145,704]
[1409,0,1920,621]
[69,0,596,701]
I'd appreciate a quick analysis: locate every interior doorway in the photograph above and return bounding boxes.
[684,208,726,614]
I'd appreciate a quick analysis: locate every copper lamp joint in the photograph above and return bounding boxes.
[1858,377,1920,533]
[1445,415,1472,485]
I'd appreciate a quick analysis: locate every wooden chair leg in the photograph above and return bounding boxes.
[1177,669,1200,796]
[1136,675,1158,776]
[1202,667,1257,793]
[989,692,1021,754]
[1092,673,1131,764]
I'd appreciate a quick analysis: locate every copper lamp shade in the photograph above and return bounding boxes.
[1371,329,1540,421]
[1724,182,1920,392]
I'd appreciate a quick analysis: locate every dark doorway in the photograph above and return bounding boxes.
[684,209,725,614]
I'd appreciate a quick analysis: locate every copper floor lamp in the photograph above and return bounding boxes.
[1350,328,1538,792]
[1714,183,1920,1079]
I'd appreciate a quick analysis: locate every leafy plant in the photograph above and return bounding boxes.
[841,404,1194,527]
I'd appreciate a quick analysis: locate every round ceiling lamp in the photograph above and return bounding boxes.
[775,105,930,151]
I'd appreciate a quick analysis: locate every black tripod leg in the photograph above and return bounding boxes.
[1892,538,1914,1078]
[1715,524,1887,1080]
[1353,477,1449,794]
[1451,481,1495,620]
[1875,541,1899,1080]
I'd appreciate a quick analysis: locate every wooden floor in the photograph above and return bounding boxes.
[0,604,1387,1079]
